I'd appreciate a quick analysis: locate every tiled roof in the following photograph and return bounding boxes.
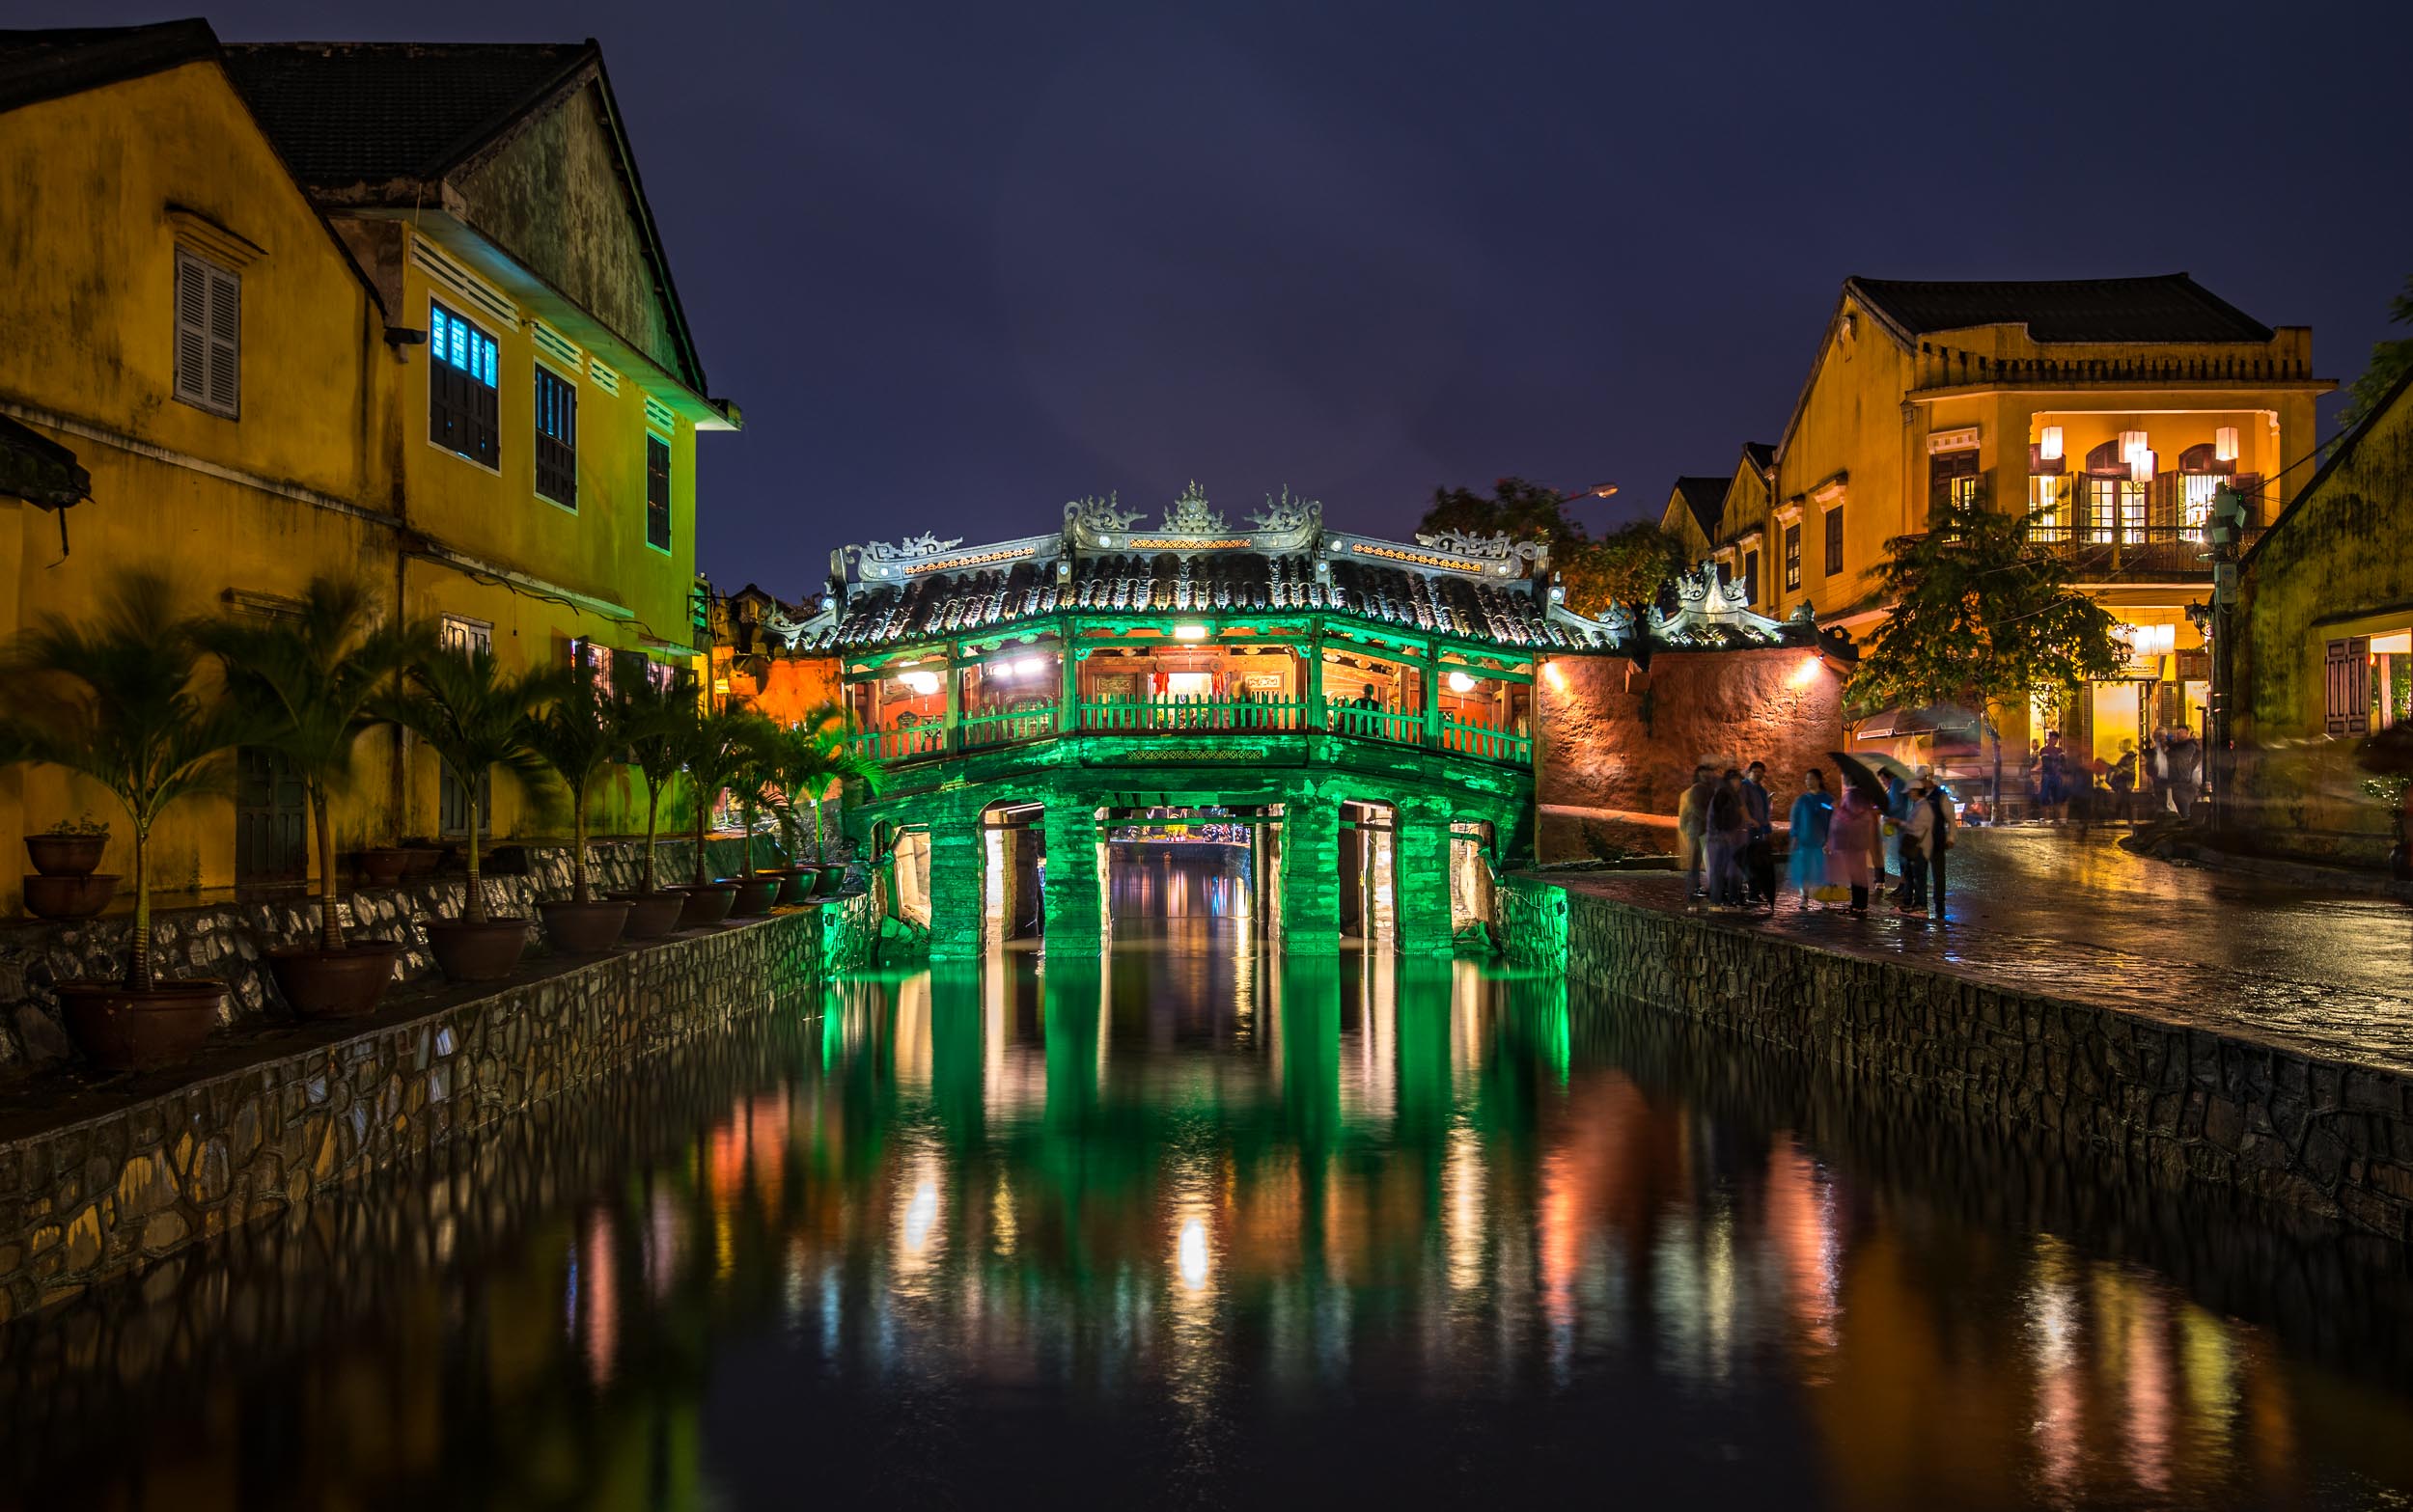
[1672,476,1729,538]
[796,551,1604,655]
[1740,441,1775,472]
[1846,274,2274,344]
[0,19,218,114]
[218,41,592,188]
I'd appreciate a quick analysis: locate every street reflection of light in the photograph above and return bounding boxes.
[1444,1122,1485,1294]
[1765,1141,1840,1361]
[1178,1218,1210,1291]
[2026,1238,2085,1498]
[992,1178,1019,1258]
[890,1141,949,1298]
[647,1184,684,1301]
[904,1178,939,1254]
[582,1210,620,1387]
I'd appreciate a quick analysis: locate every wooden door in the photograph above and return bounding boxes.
[236,747,309,885]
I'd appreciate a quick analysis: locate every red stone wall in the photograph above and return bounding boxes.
[1535,647,1846,862]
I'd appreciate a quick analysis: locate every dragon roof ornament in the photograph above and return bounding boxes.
[1649,558,1795,646]
[1414,528,1543,564]
[1162,481,1225,534]
[1065,493,1143,536]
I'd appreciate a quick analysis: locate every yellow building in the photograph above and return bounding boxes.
[0,21,735,914]
[2232,368,2413,865]
[1691,275,2327,768]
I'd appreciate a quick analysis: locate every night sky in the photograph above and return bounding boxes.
[37,1,2413,600]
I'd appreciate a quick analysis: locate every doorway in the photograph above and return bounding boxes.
[235,746,309,886]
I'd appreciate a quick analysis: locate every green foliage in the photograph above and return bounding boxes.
[2339,274,2413,439]
[0,571,263,988]
[382,646,569,921]
[525,666,628,902]
[670,703,781,885]
[194,576,431,948]
[40,813,110,838]
[608,661,692,893]
[1845,497,2122,729]
[1418,477,1682,618]
[764,702,885,861]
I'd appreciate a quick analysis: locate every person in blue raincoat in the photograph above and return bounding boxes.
[1787,769,1834,907]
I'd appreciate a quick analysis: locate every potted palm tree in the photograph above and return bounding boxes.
[603,662,690,938]
[727,733,785,918]
[0,574,257,1069]
[524,665,635,953]
[668,704,775,928]
[196,577,429,1018]
[384,646,564,981]
[769,704,880,899]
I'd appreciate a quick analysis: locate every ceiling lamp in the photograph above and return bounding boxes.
[899,669,940,696]
[1445,671,1477,694]
[2119,429,2149,468]
[2130,448,2156,483]
[1173,623,1208,642]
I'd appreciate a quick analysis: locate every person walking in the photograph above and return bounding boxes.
[1897,777,1935,917]
[1882,771,1911,902]
[2147,728,2171,818]
[2166,727,2204,821]
[1678,763,1716,907]
[1789,769,1834,907]
[1742,761,1777,907]
[1705,768,1750,910]
[1922,777,1957,919]
[1828,783,1877,913]
[2038,731,2068,823]
[2109,740,2138,827]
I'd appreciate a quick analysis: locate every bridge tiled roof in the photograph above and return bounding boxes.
[794,549,1611,655]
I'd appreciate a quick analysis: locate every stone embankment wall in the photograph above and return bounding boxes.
[0,837,846,1071]
[1508,878,2413,1243]
[0,895,882,1320]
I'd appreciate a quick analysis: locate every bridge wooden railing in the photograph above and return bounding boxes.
[848,695,1530,766]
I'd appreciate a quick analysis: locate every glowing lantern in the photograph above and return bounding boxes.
[899,669,940,696]
[2039,426,2064,461]
[2130,448,2156,483]
[1173,623,1208,642]
[1445,671,1477,694]
[2215,426,2239,463]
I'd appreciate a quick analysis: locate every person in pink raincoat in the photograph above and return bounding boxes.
[1826,783,1878,914]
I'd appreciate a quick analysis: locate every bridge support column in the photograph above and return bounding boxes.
[926,807,985,962]
[1393,798,1456,957]
[1278,796,1341,953]
[1041,805,1104,956]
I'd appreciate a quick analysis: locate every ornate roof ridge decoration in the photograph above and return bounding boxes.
[1065,492,1143,536]
[1543,589,1633,648]
[846,529,1066,585]
[1162,481,1225,534]
[1646,558,1795,647]
[1322,528,1541,582]
[1413,528,1543,565]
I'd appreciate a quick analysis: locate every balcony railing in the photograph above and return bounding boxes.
[847,694,1533,767]
[2023,524,2261,579]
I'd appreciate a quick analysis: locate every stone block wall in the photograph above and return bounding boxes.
[1534,646,1845,862]
[1510,877,2413,1242]
[0,907,828,1319]
[0,837,852,1071]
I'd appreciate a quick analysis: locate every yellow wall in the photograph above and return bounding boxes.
[0,58,713,913]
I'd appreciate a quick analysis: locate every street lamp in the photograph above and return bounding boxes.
[1561,482,1620,504]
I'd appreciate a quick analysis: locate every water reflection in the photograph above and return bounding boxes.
[4,928,2413,1509]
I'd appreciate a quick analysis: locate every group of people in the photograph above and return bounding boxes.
[1677,760,1959,921]
[2031,727,2204,829]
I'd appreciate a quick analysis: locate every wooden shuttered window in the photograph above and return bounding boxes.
[2327,637,2371,736]
[430,303,501,469]
[1928,450,1979,522]
[174,249,239,417]
[645,434,673,551]
[1784,523,1802,591]
[535,366,576,507]
[1823,506,1844,576]
[1742,548,1760,606]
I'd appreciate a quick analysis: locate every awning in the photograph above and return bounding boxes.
[0,415,90,555]
[1851,703,1982,739]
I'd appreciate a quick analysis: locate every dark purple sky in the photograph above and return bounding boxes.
[43,2,2413,599]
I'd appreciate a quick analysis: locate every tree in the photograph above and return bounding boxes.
[669,704,779,887]
[1846,497,2123,812]
[195,577,430,952]
[1418,477,1683,619]
[0,573,260,989]
[523,665,625,906]
[383,647,567,923]
[611,660,690,895]
[2339,274,2413,438]
[766,703,884,863]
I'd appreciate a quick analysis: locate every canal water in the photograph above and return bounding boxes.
[4,866,2413,1508]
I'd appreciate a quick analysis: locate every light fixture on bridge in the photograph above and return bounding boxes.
[1445,670,1477,694]
[2216,425,2240,463]
[899,668,941,696]
[1173,623,1209,641]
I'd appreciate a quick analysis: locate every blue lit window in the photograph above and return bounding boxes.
[430,301,501,467]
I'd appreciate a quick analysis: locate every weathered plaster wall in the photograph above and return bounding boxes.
[0,896,880,1319]
[1534,646,1844,861]
[1508,878,2413,1242]
[2234,380,2413,865]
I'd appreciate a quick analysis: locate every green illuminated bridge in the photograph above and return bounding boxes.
[774,484,1785,959]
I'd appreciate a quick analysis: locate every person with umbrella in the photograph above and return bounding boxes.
[1826,753,1889,915]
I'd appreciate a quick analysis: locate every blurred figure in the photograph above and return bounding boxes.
[2109,739,2138,826]
[1678,762,1715,907]
[1743,761,1776,907]
[2038,731,2068,823]
[1828,782,1877,914]
[1789,769,1833,908]
[1897,776,1934,917]
[2166,727,2204,821]
[1706,768,1750,910]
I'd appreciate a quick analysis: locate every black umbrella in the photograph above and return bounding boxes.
[1827,750,1890,807]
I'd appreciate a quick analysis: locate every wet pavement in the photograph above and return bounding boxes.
[1553,828,2413,1078]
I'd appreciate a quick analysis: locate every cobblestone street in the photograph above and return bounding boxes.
[1556,828,2413,1078]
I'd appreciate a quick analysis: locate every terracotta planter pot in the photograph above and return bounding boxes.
[540,898,633,955]
[355,847,410,884]
[774,867,816,906]
[674,882,739,928]
[608,890,688,940]
[729,875,781,917]
[401,846,444,877]
[268,941,404,1019]
[25,835,106,877]
[811,865,847,897]
[23,872,118,921]
[57,978,225,1072]
[422,917,530,981]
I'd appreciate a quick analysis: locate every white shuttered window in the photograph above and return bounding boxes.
[174,248,239,417]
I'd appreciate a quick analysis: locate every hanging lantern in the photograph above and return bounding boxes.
[2215,425,2239,463]
[2039,425,2064,461]
[2130,448,2156,483]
